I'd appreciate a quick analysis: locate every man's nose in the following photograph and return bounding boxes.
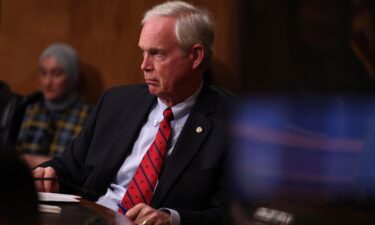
[141,54,153,72]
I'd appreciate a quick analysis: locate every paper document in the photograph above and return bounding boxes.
[38,192,81,202]
[38,204,62,214]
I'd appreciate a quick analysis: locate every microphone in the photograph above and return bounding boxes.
[33,177,100,200]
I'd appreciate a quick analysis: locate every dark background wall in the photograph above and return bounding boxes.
[239,0,375,94]
[0,0,240,103]
[1,0,375,102]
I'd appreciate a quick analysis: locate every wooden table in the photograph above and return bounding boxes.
[40,199,135,225]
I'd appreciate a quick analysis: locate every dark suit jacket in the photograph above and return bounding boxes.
[43,84,235,225]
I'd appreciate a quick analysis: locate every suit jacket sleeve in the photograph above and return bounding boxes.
[40,90,107,196]
[40,85,154,198]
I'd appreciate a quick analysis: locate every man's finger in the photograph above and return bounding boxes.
[32,167,45,192]
[125,203,148,220]
[43,167,57,192]
[125,204,171,225]
[51,181,59,193]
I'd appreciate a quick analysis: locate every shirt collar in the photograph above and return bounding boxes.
[153,83,203,126]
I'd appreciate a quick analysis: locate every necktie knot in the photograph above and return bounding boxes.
[163,108,174,122]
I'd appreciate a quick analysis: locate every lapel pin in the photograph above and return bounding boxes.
[196,126,203,133]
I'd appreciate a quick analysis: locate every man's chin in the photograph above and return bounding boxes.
[147,86,160,96]
[148,87,170,100]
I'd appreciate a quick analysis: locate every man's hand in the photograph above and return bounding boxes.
[23,154,52,168]
[32,167,59,193]
[125,203,171,225]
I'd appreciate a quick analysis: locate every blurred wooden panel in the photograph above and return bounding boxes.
[0,0,240,103]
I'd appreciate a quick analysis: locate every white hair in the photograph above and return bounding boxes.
[142,1,214,70]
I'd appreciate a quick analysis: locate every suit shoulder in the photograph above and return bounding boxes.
[207,85,237,104]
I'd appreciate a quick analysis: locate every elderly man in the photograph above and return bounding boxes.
[33,1,235,225]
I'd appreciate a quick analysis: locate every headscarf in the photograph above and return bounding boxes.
[39,43,80,111]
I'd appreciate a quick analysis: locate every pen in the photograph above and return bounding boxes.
[117,203,128,214]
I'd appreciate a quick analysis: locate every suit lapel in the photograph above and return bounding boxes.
[151,85,216,207]
[100,87,156,183]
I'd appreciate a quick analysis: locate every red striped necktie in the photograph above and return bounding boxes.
[119,107,174,212]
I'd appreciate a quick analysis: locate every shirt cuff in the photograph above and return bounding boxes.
[159,208,181,225]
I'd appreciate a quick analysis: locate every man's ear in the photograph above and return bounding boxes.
[191,44,205,70]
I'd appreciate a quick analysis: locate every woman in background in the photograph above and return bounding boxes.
[17,43,91,168]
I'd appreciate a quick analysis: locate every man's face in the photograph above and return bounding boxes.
[138,16,197,101]
[38,57,69,101]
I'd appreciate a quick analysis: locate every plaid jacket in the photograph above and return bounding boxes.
[16,96,91,156]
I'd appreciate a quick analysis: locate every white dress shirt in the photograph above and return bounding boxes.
[96,85,202,224]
